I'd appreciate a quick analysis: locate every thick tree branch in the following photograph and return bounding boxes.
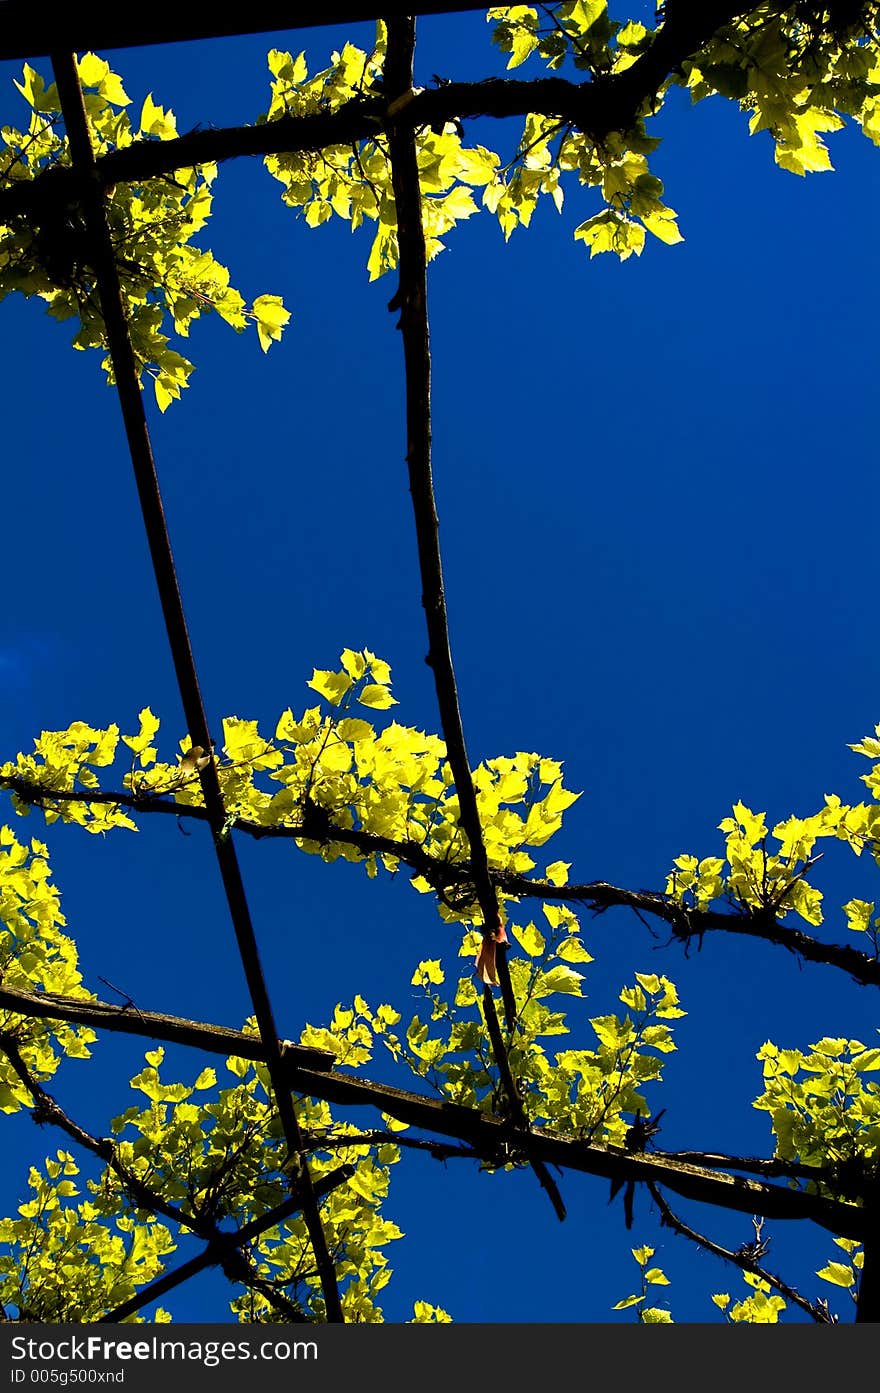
[0,983,336,1070]
[0,3,758,224]
[0,983,865,1239]
[855,1179,880,1322]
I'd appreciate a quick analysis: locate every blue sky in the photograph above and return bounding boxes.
[1,7,879,1323]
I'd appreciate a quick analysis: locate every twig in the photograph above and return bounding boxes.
[99,1166,353,1324]
[0,1031,356,1322]
[8,773,879,988]
[647,1182,836,1324]
[301,1129,477,1161]
[0,1032,191,1233]
[667,1150,827,1183]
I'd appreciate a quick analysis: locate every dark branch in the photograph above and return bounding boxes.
[0,982,336,1070]
[0,983,865,1238]
[7,771,880,988]
[0,1032,191,1234]
[0,1029,355,1323]
[0,2,493,61]
[302,1128,477,1160]
[49,50,343,1323]
[0,3,757,224]
[648,1183,836,1324]
[384,11,566,1225]
[666,1150,828,1184]
[99,1166,354,1324]
[855,1179,880,1323]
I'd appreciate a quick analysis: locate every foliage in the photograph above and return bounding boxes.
[0,651,878,1320]
[0,54,288,409]
[2,5,878,401]
[0,1,879,1325]
[612,1245,674,1323]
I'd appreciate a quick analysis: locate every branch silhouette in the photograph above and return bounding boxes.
[0,983,866,1241]
[5,772,879,986]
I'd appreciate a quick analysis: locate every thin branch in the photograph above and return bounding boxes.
[538,3,595,70]
[301,1129,477,1161]
[0,1032,191,1234]
[0,1030,357,1322]
[49,50,343,1323]
[666,1151,827,1184]
[8,772,880,988]
[647,1182,836,1324]
[216,1247,310,1324]
[383,15,502,958]
[99,1166,354,1324]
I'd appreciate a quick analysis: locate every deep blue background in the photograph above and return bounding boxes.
[0,7,878,1323]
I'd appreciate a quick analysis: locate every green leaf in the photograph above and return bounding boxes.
[412,959,444,986]
[512,921,546,957]
[816,1261,855,1288]
[359,684,398,710]
[251,293,291,352]
[336,718,375,742]
[308,669,353,705]
[77,53,110,88]
[536,965,584,997]
[557,937,593,963]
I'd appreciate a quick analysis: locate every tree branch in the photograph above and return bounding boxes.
[665,1150,827,1184]
[0,982,865,1239]
[0,982,335,1071]
[0,1,494,62]
[855,1178,880,1323]
[0,1029,356,1322]
[49,49,344,1323]
[0,3,757,223]
[647,1182,836,1324]
[384,11,566,1225]
[98,1166,354,1324]
[7,771,879,988]
[0,1032,192,1234]
[301,1128,478,1161]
